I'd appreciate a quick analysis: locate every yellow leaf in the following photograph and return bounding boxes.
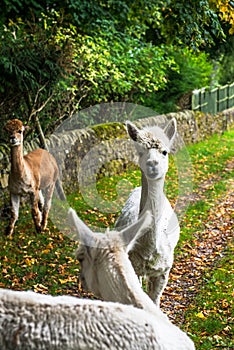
[33,284,48,293]
[59,279,68,284]
[46,242,53,249]
[59,276,77,284]
[42,249,50,254]
[24,257,36,266]
[196,312,206,319]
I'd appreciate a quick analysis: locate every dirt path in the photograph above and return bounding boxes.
[161,177,234,324]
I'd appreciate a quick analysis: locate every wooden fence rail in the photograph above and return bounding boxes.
[192,82,234,114]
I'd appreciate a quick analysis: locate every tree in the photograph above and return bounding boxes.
[158,0,225,50]
[0,0,233,139]
[209,0,234,35]
[0,0,228,49]
[0,12,75,140]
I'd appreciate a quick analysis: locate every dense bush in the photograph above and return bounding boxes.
[217,37,234,85]
[0,13,75,139]
[0,15,178,139]
[71,22,177,106]
[142,48,214,113]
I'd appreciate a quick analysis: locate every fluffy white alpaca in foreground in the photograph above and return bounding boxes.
[115,119,180,306]
[0,288,164,350]
[69,209,195,350]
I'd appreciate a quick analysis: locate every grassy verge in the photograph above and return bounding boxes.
[185,243,234,349]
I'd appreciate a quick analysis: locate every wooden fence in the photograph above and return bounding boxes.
[192,82,234,114]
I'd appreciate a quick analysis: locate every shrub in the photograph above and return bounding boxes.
[142,47,214,113]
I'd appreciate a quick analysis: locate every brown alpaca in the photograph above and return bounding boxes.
[5,119,63,235]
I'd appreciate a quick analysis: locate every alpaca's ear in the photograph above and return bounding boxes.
[126,121,140,142]
[164,118,177,146]
[120,210,153,253]
[67,208,95,246]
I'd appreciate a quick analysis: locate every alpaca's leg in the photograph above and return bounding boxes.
[38,190,44,212]
[5,194,20,236]
[147,269,170,308]
[41,183,55,230]
[30,192,42,233]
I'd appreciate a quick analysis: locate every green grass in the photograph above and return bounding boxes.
[184,244,234,349]
[0,215,80,295]
[0,128,233,348]
[67,168,141,229]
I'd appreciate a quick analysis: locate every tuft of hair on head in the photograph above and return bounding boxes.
[126,121,165,150]
[4,119,24,133]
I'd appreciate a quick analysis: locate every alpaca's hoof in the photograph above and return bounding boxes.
[35,225,42,233]
[40,220,47,232]
[5,226,13,237]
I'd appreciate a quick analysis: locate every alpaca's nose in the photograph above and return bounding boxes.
[10,135,17,144]
[146,159,158,167]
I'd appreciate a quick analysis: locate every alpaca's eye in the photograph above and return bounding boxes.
[18,130,22,134]
[78,257,84,265]
[137,146,145,157]
[138,151,144,157]
[162,150,168,156]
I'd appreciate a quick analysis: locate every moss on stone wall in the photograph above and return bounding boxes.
[92,122,126,141]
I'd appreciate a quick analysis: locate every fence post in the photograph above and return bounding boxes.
[192,82,234,113]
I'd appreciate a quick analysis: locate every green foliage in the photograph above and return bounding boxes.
[161,0,225,50]
[0,18,62,89]
[143,48,214,113]
[70,23,176,107]
[218,36,234,84]
[0,0,233,136]
[0,0,226,52]
[0,12,76,138]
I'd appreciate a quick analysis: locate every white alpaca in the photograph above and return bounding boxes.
[69,209,195,350]
[115,119,180,307]
[0,288,168,350]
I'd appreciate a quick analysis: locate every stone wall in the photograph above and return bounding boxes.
[1,109,234,201]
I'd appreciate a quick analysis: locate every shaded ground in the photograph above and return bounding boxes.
[161,177,234,325]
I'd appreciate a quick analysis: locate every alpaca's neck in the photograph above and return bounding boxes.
[10,145,26,177]
[137,171,167,252]
[110,251,157,313]
[140,171,166,218]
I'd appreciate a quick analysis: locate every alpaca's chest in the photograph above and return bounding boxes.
[130,211,179,274]
[9,170,37,195]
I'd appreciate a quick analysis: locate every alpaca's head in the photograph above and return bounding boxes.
[4,119,26,147]
[68,209,152,300]
[126,119,177,181]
